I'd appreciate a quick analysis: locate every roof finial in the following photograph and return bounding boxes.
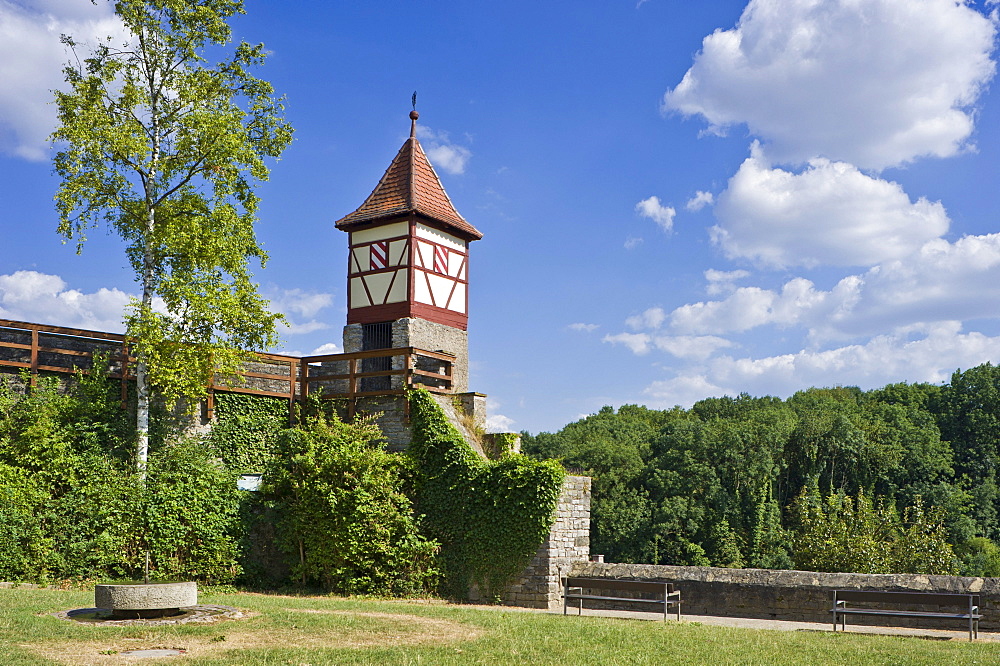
[409,91,418,138]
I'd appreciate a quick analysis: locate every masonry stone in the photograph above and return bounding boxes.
[566,562,1000,630]
[503,475,592,609]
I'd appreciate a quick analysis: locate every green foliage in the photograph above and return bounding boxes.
[135,437,243,583]
[51,0,292,461]
[209,392,288,471]
[789,487,956,575]
[956,537,1000,577]
[0,369,242,583]
[524,404,686,564]
[410,389,565,601]
[0,463,54,581]
[264,408,438,595]
[525,371,1000,575]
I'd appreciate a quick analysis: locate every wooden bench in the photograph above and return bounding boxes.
[831,590,981,640]
[563,577,680,621]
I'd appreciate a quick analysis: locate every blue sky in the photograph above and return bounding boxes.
[0,0,998,434]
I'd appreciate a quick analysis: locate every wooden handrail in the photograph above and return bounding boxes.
[0,319,455,421]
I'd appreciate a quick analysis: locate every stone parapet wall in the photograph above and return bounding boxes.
[567,562,1000,630]
[225,356,296,396]
[505,476,591,609]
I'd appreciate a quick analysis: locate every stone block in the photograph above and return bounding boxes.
[95,582,197,619]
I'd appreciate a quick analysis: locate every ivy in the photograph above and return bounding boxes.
[408,388,565,601]
[209,392,288,472]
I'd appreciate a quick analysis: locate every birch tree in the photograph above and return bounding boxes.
[51,0,293,471]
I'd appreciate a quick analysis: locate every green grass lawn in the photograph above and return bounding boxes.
[1,587,998,665]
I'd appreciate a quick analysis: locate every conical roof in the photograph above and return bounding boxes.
[335,113,483,240]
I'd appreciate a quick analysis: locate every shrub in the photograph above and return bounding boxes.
[0,463,54,581]
[264,407,438,595]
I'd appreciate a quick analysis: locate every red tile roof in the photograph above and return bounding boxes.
[335,123,483,241]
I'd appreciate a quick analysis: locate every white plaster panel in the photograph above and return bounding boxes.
[450,282,467,314]
[414,271,433,305]
[364,271,395,305]
[386,269,407,303]
[351,246,368,275]
[416,223,465,252]
[390,239,408,266]
[427,273,453,309]
[415,241,433,270]
[350,277,371,307]
[458,261,467,280]
[447,255,464,278]
[351,222,408,245]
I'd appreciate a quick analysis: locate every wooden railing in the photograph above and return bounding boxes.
[293,347,455,421]
[0,318,454,421]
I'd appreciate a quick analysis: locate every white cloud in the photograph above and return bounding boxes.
[626,306,666,330]
[568,322,599,332]
[486,412,516,433]
[712,150,950,268]
[268,288,333,319]
[280,320,330,335]
[709,321,998,396]
[705,268,750,296]
[0,270,130,331]
[644,374,731,409]
[827,234,1000,338]
[0,1,124,160]
[603,332,652,355]
[624,236,644,250]
[635,196,676,232]
[685,190,715,212]
[266,288,333,336]
[620,232,1000,344]
[604,330,732,360]
[416,126,471,175]
[310,342,342,355]
[481,395,516,433]
[642,322,1000,408]
[652,335,734,360]
[669,281,821,335]
[663,0,997,169]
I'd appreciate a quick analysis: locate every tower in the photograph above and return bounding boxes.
[335,110,482,392]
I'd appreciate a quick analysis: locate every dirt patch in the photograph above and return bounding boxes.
[53,605,254,626]
[31,608,480,664]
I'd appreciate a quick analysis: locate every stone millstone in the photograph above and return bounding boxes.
[95,582,197,619]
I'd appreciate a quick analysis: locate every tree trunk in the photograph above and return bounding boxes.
[136,203,156,476]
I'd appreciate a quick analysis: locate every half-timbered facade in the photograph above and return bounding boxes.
[336,110,482,332]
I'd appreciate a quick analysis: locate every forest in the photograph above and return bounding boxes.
[522,362,1000,576]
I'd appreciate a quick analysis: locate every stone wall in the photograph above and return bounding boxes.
[394,318,468,393]
[505,475,592,609]
[346,395,412,452]
[342,318,468,393]
[566,562,1000,630]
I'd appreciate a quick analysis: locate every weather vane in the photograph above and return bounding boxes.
[412,91,417,111]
